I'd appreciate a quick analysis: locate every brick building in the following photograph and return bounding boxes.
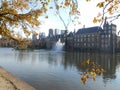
[66,20,118,52]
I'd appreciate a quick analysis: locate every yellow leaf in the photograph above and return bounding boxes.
[86,60,90,65]
[108,5,113,14]
[2,2,8,8]
[114,0,119,4]
[86,0,91,2]
[97,2,104,8]
[65,1,70,7]
[81,61,86,67]
[101,68,105,72]
[105,0,110,2]
[33,31,38,36]
[93,17,98,23]
[90,71,96,77]
[56,5,59,10]
[48,0,51,2]
[81,76,87,84]
[45,16,48,18]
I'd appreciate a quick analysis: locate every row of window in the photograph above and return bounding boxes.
[75,34,98,38]
[74,34,112,42]
[104,25,116,30]
[75,33,113,38]
[76,34,111,38]
[74,42,110,48]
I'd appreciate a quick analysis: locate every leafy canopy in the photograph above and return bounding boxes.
[0,0,119,45]
[93,0,120,25]
[0,0,81,46]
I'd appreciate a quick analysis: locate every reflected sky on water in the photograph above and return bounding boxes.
[0,48,120,90]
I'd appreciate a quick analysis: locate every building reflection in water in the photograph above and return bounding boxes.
[64,51,120,82]
[14,50,38,64]
[15,50,120,84]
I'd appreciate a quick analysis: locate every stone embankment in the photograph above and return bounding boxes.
[0,67,36,90]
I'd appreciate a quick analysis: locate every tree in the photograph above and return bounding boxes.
[0,0,42,46]
[93,0,120,26]
[53,0,80,30]
[0,0,80,42]
[1,0,119,46]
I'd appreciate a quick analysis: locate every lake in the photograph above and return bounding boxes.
[0,48,120,90]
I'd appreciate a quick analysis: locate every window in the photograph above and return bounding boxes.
[87,43,89,47]
[104,30,106,33]
[109,26,111,30]
[84,35,86,37]
[81,38,83,42]
[84,43,86,46]
[88,35,90,38]
[101,44,104,48]
[106,35,108,38]
[104,26,106,30]
[102,35,104,38]
[88,38,90,42]
[112,26,116,30]
[92,38,94,41]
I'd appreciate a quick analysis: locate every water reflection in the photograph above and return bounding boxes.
[15,50,120,82]
[63,52,120,82]
[9,49,120,90]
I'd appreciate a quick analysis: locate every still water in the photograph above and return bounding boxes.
[0,48,120,90]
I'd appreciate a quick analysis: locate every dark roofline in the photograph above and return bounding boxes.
[76,26,102,35]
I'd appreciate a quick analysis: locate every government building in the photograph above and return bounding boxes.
[67,20,119,53]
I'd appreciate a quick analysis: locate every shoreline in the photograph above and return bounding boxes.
[0,66,36,90]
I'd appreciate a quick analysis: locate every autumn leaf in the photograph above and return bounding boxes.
[86,0,91,2]
[48,0,51,2]
[114,0,119,4]
[56,5,59,10]
[2,2,8,8]
[97,2,104,8]
[81,76,87,84]
[86,59,90,65]
[80,60,105,84]
[108,5,113,14]
[23,29,31,37]
[65,1,70,7]
[93,17,98,23]
[45,16,48,18]
[81,61,86,67]
[33,31,38,36]
[105,0,110,2]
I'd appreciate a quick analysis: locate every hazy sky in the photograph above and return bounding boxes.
[38,0,120,36]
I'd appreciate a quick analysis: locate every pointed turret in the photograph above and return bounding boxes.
[103,17,109,30]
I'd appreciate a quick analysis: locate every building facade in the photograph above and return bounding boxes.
[66,21,117,52]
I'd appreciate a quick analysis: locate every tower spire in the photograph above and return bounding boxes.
[104,17,107,24]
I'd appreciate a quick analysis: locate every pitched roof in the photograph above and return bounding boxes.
[76,26,103,34]
[67,32,74,37]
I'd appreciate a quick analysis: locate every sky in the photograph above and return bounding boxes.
[37,0,120,36]
[38,0,101,36]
